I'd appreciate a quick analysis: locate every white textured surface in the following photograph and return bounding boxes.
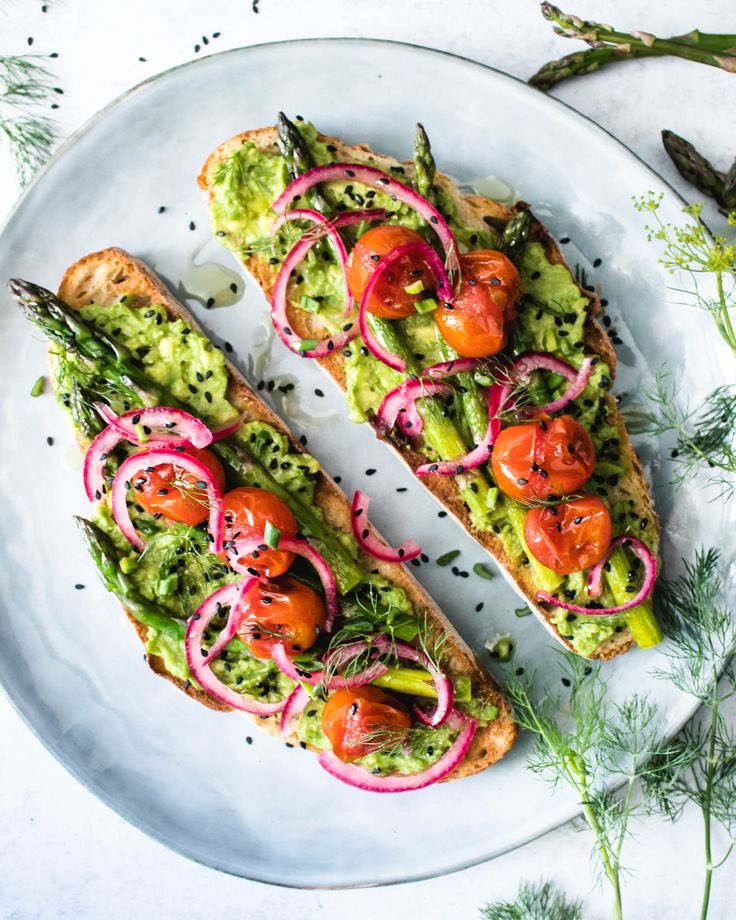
[1,2,734,918]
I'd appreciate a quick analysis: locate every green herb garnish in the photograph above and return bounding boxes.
[436,549,460,567]
[473,562,493,580]
[30,375,45,397]
[264,520,281,550]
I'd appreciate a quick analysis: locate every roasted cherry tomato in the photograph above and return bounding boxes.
[345,225,433,319]
[491,415,596,503]
[236,575,326,659]
[321,686,412,763]
[220,486,297,577]
[131,447,226,527]
[434,250,521,357]
[524,495,613,575]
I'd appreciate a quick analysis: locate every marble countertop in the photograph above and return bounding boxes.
[1,2,734,917]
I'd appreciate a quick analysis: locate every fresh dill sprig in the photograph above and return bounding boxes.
[638,367,736,501]
[0,53,58,186]
[507,654,666,920]
[643,548,736,920]
[480,880,583,920]
[633,193,736,355]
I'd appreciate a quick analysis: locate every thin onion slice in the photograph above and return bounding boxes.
[280,685,311,737]
[226,533,338,633]
[111,448,224,553]
[374,636,453,727]
[537,535,656,615]
[185,585,287,716]
[351,490,421,563]
[201,579,257,666]
[510,353,594,416]
[270,207,389,357]
[272,163,461,274]
[271,639,389,689]
[359,241,453,373]
[422,357,478,379]
[271,642,320,686]
[317,709,476,793]
[416,383,511,476]
[84,405,215,502]
[95,404,213,448]
[375,378,451,438]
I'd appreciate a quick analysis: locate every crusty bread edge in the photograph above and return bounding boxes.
[56,246,516,779]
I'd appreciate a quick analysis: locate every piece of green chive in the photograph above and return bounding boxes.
[436,549,460,567]
[264,520,281,550]
[472,562,493,580]
[30,375,45,397]
[297,339,318,352]
[514,606,533,618]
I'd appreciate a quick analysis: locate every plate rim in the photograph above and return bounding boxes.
[0,35,706,890]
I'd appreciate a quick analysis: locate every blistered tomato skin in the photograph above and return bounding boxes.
[524,495,613,575]
[131,447,226,527]
[236,575,326,659]
[491,416,596,503]
[435,250,521,358]
[219,486,297,577]
[321,686,412,763]
[346,225,433,319]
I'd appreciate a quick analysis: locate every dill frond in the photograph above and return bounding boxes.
[480,880,583,920]
[0,54,58,185]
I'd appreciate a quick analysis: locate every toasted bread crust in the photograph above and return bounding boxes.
[57,247,515,779]
[198,127,660,661]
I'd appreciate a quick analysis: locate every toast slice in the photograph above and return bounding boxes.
[54,247,516,779]
[198,126,660,661]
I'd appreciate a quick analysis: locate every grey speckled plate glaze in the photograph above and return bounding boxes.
[0,39,734,889]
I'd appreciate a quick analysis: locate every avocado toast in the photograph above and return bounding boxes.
[10,247,515,791]
[199,116,662,661]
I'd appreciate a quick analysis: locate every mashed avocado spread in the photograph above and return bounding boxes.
[59,300,496,773]
[206,121,657,658]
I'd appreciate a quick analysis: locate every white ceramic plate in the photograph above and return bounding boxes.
[0,39,733,888]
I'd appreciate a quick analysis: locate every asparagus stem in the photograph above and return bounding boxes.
[530,4,736,91]
[276,111,330,213]
[413,123,436,200]
[661,130,736,214]
[437,337,488,444]
[604,549,663,649]
[12,279,365,593]
[500,209,533,265]
[75,517,186,640]
[371,667,438,700]
[505,502,564,593]
[370,314,494,523]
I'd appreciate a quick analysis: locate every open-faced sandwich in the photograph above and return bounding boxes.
[9,248,515,792]
[199,115,663,661]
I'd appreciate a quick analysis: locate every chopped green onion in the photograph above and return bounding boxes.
[414,296,439,315]
[264,520,281,550]
[453,674,472,703]
[30,375,45,397]
[514,606,533,618]
[297,339,318,352]
[473,372,494,387]
[157,574,179,596]
[135,423,148,444]
[473,562,493,580]
[485,486,499,510]
[404,279,425,295]
[436,549,460,567]
[119,556,137,574]
[300,295,322,314]
[487,635,513,662]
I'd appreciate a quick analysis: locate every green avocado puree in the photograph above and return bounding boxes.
[62,299,494,775]
[206,121,658,658]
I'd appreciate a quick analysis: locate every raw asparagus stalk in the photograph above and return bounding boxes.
[276,111,331,213]
[501,210,533,265]
[76,517,186,640]
[530,4,736,91]
[413,123,436,200]
[661,130,736,214]
[370,315,494,523]
[12,279,365,592]
[604,549,663,649]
